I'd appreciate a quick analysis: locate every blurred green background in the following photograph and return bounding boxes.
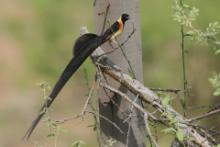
[0,0,219,146]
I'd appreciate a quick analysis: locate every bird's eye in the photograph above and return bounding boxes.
[122,13,129,21]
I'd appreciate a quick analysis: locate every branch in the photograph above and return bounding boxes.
[81,27,215,147]
[95,54,214,147]
[188,108,220,122]
[99,82,157,122]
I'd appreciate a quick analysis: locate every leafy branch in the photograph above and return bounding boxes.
[172,0,220,114]
[173,0,220,54]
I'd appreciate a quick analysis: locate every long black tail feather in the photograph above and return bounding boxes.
[23,35,99,140]
[23,15,128,140]
[23,57,80,140]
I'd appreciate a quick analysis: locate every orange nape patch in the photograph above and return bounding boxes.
[110,18,124,42]
[117,18,124,33]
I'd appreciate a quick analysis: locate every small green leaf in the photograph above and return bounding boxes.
[183,4,189,8]
[47,133,55,138]
[214,90,220,96]
[209,73,220,96]
[161,96,171,106]
[71,140,85,147]
[186,30,195,36]
[104,138,117,147]
[159,93,173,107]
[215,49,220,55]
[216,144,220,147]
[161,127,176,134]
[176,129,185,142]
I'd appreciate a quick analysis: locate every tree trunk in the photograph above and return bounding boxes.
[93,0,146,147]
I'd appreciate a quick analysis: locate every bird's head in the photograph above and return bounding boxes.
[121,13,130,23]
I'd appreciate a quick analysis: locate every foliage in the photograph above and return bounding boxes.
[176,129,185,142]
[172,1,199,27]
[171,0,220,145]
[159,93,173,106]
[161,127,176,134]
[37,81,67,146]
[37,81,51,100]
[159,92,187,142]
[172,0,220,54]
[209,72,220,96]
[103,138,117,147]
[71,140,85,147]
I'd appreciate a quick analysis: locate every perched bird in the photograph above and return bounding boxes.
[102,13,129,43]
[23,13,129,140]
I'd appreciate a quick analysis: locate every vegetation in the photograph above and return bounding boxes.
[0,0,219,146]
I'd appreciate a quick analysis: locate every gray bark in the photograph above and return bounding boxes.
[93,0,146,147]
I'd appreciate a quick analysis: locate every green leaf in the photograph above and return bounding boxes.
[183,4,189,9]
[160,93,173,107]
[214,90,220,96]
[161,127,176,134]
[186,30,195,36]
[215,49,220,55]
[161,95,171,106]
[216,144,220,147]
[176,129,185,142]
[105,138,117,147]
[71,140,85,147]
[209,73,220,96]
[47,133,55,138]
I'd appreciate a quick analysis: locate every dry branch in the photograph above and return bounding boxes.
[188,108,220,123]
[80,27,215,147]
[94,55,214,147]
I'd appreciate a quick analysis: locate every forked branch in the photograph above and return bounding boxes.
[80,27,215,147]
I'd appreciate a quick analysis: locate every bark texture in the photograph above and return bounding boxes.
[93,0,146,146]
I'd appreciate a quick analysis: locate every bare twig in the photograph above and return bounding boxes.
[145,119,160,147]
[126,121,131,146]
[100,83,157,121]
[188,108,220,122]
[101,83,160,147]
[115,38,136,78]
[83,68,90,89]
[150,87,181,94]
[55,82,97,124]
[100,3,110,34]
[55,110,124,134]
[106,23,137,78]
[50,55,123,134]
[80,82,96,116]
[124,95,139,146]
[86,110,124,134]
[123,94,139,123]
[179,0,188,112]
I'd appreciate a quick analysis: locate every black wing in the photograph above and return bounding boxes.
[100,21,119,43]
[73,33,98,57]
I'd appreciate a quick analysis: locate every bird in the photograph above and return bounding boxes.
[23,13,129,140]
[101,13,129,43]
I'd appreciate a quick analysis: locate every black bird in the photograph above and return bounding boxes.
[23,13,129,140]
